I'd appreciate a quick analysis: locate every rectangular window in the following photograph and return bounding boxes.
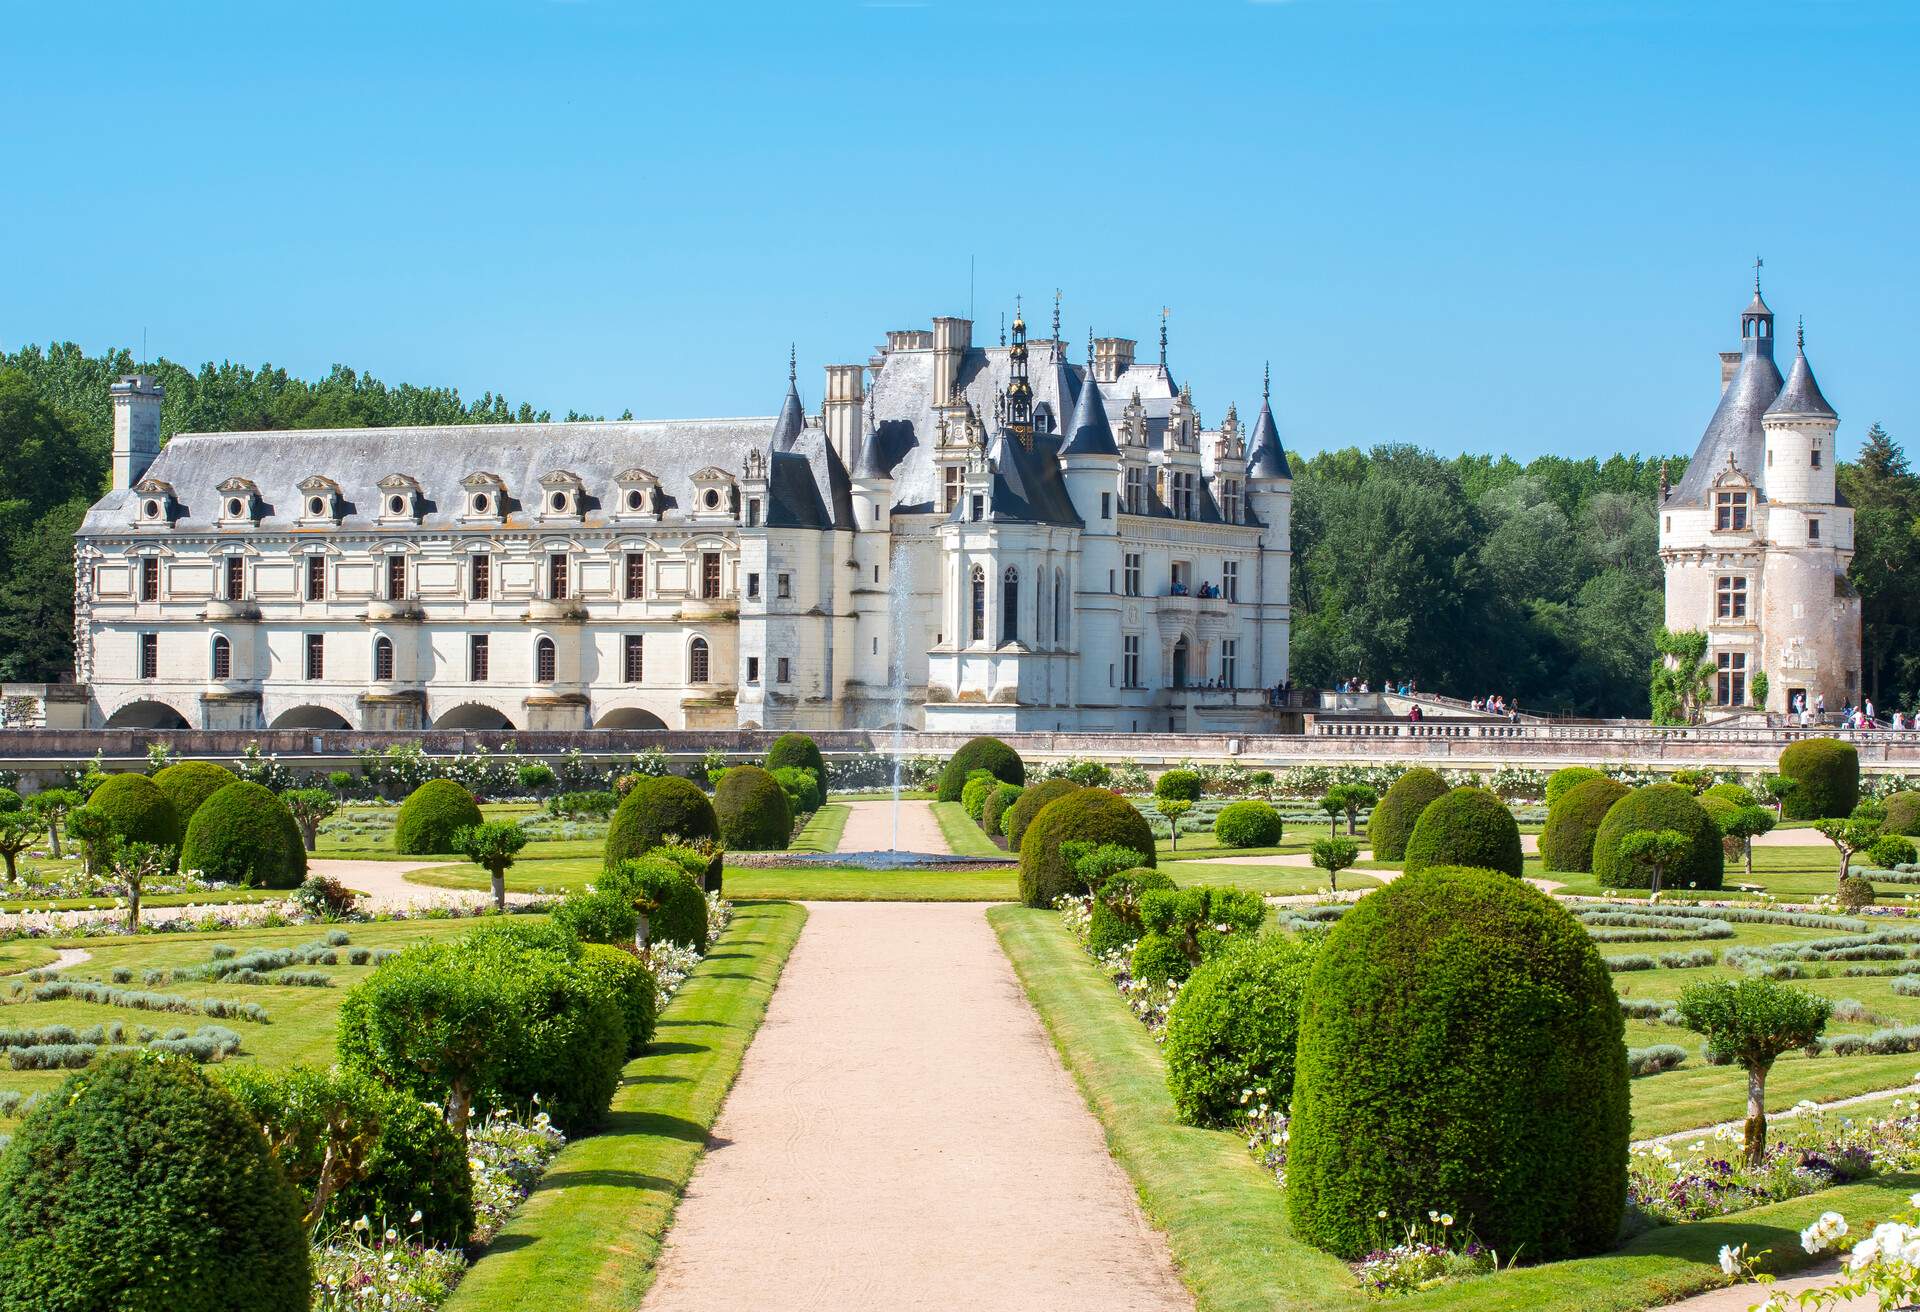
[777,657,791,684]
[1222,479,1241,524]
[140,557,159,602]
[970,493,984,522]
[1716,575,1748,620]
[1124,553,1141,597]
[747,498,761,527]
[943,466,961,515]
[1123,635,1141,689]
[1812,447,1823,469]
[1809,518,1822,542]
[777,573,791,600]
[746,656,760,684]
[224,556,245,601]
[1222,560,1239,603]
[470,555,490,600]
[305,555,326,601]
[469,635,489,681]
[304,633,324,680]
[701,552,721,599]
[139,633,158,680]
[624,553,645,600]
[212,637,231,681]
[1716,651,1747,706]
[1124,467,1145,515]
[386,554,406,601]
[747,572,760,600]
[548,553,569,600]
[623,635,643,683]
[1221,638,1238,688]
[1714,490,1750,532]
[1101,491,1112,520]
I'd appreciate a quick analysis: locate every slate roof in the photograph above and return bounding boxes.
[1671,336,1784,505]
[1767,338,1837,419]
[1059,356,1120,457]
[1245,399,1291,480]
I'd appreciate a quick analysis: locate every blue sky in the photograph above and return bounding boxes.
[3,0,1913,463]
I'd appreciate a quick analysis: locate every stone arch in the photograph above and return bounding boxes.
[268,705,354,730]
[103,698,191,729]
[433,701,518,730]
[594,706,669,730]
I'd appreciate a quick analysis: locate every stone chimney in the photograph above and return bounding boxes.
[823,364,866,468]
[110,374,164,491]
[1719,350,1741,395]
[931,317,971,408]
[1093,337,1136,383]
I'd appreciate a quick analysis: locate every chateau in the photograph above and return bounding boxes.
[74,308,1294,733]
[1659,273,1861,713]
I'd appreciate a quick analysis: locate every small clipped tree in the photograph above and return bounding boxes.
[1366,767,1449,862]
[65,805,115,878]
[282,786,337,852]
[1212,799,1283,848]
[1338,785,1376,836]
[452,820,530,912]
[26,787,80,859]
[1312,835,1360,893]
[394,779,485,855]
[0,1053,311,1312]
[1813,817,1882,886]
[516,762,557,796]
[1154,796,1193,851]
[1720,805,1778,880]
[1318,789,1347,837]
[1754,773,1798,817]
[0,811,43,883]
[1615,829,1690,898]
[1675,978,1831,1164]
[109,839,173,933]
[1154,769,1203,803]
[602,856,709,952]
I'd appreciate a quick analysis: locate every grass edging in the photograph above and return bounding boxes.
[443,900,805,1312]
[988,904,1920,1312]
[788,804,850,855]
[931,800,1008,858]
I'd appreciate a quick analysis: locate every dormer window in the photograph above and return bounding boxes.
[460,472,507,523]
[613,468,662,521]
[538,470,586,520]
[1714,490,1751,532]
[132,477,176,527]
[215,478,260,527]
[297,475,344,525]
[377,474,423,524]
[689,467,738,522]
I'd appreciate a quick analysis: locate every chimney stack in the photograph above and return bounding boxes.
[110,374,164,491]
[823,363,866,468]
[931,317,971,408]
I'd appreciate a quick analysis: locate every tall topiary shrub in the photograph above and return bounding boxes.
[936,737,1024,801]
[180,781,308,888]
[1288,867,1628,1261]
[765,733,826,799]
[1779,738,1861,820]
[393,779,484,855]
[1539,776,1630,873]
[1213,799,1284,848]
[1592,783,1725,890]
[713,764,792,851]
[152,760,240,830]
[1004,778,1077,851]
[1543,766,1605,809]
[85,772,182,850]
[1164,934,1319,1127]
[604,775,718,870]
[982,783,1023,837]
[1884,791,1920,838]
[1403,787,1523,878]
[1017,788,1155,908]
[1366,767,1447,862]
[960,770,1000,821]
[0,1052,310,1311]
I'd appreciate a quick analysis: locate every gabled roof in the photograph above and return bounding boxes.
[1245,398,1291,480]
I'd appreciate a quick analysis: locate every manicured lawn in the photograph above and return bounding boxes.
[1156,862,1389,898]
[931,800,1010,857]
[788,804,850,854]
[722,865,1018,902]
[443,901,804,1312]
[0,941,58,975]
[990,904,1920,1312]
[1157,833,1318,861]
[0,886,291,913]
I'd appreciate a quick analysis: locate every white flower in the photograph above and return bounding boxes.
[1377,1209,1388,1219]
[1440,1214,1454,1227]
[1718,1243,1740,1276]
[1428,1210,1439,1223]
[353,1215,370,1233]
[1851,1238,1880,1270]
[409,1209,423,1224]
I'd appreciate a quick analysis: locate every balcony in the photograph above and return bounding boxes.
[201,598,260,621]
[524,598,589,624]
[366,598,425,622]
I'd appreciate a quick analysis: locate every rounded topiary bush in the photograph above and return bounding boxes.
[1288,866,1628,1261]
[1213,799,1284,848]
[604,856,710,952]
[714,764,792,851]
[1780,737,1861,820]
[0,1052,309,1311]
[1165,933,1319,1127]
[1004,778,1078,851]
[394,779,484,855]
[1704,781,1757,808]
[768,766,822,815]
[0,789,18,814]
[1539,776,1631,873]
[1838,874,1877,909]
[151,760,240,830]
[1018,788,1155,908]
[1154,769,1203,803]
[1591,783,1725,891]
[1543,766,1605,809]
[579,942,658,1057]
[1884,791,1920,838]
[550,888,641,945]
[764,732,826,798]
[983,783,1022,838]
[961,771,999,821]
[604,775,719,870]
[180,781,308,888]
[1403,787,1523,878]
[1870,834,1918,870]
[1087,868,1176,955]
[1366,767,1448,863]
[936,737,1024,802]
[85,772,182,850]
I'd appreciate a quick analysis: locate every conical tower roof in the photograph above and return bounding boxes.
[770,345,806,451]
[1245,364,1290,480]
[1060,338,1119,457]
[1766,322,1837,419]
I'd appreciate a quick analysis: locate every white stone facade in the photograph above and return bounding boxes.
[75,313,1293,734]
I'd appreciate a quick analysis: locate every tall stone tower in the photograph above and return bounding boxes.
[1659,272,1861,714]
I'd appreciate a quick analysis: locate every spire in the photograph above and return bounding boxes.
[1005,296,1033,450]
[788,343,796,385]
[1159,307,1169,366]
[1060,335,1118,458]
[770,348,806,451]
[1052,289,1061,345]
[1742,257,1775,358]
[1766,318,1838,419]
[1246,365,1290,480]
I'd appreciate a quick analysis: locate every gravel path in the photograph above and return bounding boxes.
[306,857,533,909]
[1653,1261,1870,1311]
[640,902,1192,1312]
[833,799,952,855]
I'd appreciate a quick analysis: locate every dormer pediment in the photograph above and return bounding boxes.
[538,469,586,519]
[297,475,343,525]
[460,472,507,523]
[376,473,423,524]
[215,478,261,526]
[613,468,661,520]
[132,477,177,527]
[689,466,738,521]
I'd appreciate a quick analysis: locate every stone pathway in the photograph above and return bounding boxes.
[833,799,952,856]
[307,857,533,910]
[639,902,1192,1312]
[1654,1262,1870,1311]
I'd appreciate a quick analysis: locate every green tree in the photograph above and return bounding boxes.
[1337,785,1375,836]
[65,805,115,878]
[1615,829,1691,898]
[1649,628,1713,726]
[1719,805,1777,880]
[26,788,80,860]
[1675,978,1832,1164]
[282,787,337,852]
[1318,790,1348,837]
[1311,836,1360,893]
[1813,817,1881,886]
[1153,797,1193,851]
[108,839,174,933]
[0,812,42,883]
[1755,774,1797,816]
[451,821,529,912]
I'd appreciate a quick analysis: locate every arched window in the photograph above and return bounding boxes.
[969,566,986,643]
[535,636,556,684]
[689,636,710,684]
[1054,568,1068,645]
[1001,566,1019,644]
[210,635,231,681]
[373,636,393,682]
